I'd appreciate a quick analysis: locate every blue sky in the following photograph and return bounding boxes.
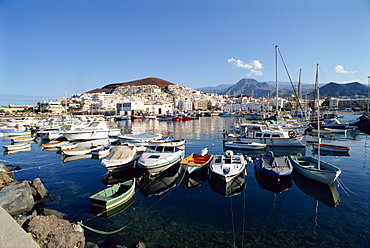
[1,0,369,106]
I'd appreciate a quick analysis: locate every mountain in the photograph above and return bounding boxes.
[197,84,233,94]
[85,77,175,94]
[307,82,368,99]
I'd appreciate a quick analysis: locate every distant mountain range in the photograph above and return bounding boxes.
[198,78,369,99]
[85,76,369,100]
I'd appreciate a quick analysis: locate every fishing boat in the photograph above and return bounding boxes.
[254,151,293,176]
[91,145,111,157]
[180,148,213,173]
[223,141,267,150]
[313,143,350,153]
[55,142,78,150]
[3,142,31,152]
[89,178,135,210]
[101,145,142,172]
[209,150,247,182]
[62,144,106,156]
[289,64,342,186]
[137,145,185,175]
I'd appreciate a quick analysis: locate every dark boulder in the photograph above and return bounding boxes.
[0,181,34,215]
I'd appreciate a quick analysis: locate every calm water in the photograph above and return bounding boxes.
[1,113,369,248]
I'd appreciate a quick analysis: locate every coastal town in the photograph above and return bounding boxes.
[1,77,369,117]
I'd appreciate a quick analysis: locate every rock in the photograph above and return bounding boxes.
[0,171,16,188]
[43,208,67,219]
[0,163,14,179]
[0,181,34,215]
[13,210,38,226]
[26,215,85,248]
[133,241,146,248]
[85,241,99,248]
[31,178,49,200]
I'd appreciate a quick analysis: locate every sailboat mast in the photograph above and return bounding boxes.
[315,63,321,169]
[275,45,279,115]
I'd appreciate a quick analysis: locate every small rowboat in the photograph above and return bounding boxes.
[223,141,267,150]
[3,130,32,137]
[3,142,31,151]
[313,143,350,153]
[11,136,35,143]
[180,148,213,174]
[89,178,135,210]
[42,141,68,149]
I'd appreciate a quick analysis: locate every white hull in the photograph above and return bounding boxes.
[137,147,184,175]
[223,141,266,150]
[3,143,31,151]
[62,130,109,141]
[210,151,247,182]
[226,135,306,147]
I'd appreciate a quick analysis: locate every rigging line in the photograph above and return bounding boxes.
[230,197,236,248]
[337,178,361,197]
[79,167,187,235]
[241,189,246,248]
[277,48,306,118]
[336,180,366,211]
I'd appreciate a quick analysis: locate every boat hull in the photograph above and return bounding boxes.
[289,156,341,185]
[89,179,135,210]
[225,135,306,147]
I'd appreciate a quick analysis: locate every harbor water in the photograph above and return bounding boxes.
[1,113,369,247]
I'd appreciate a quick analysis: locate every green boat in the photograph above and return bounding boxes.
[89,178,135,210]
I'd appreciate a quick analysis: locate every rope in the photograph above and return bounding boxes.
[241,188,246,248]
[78,165,187,235]
[230,197,236,248]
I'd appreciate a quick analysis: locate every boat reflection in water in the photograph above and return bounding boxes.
[90,194,136,218]
[181,166,210,190]
[208,170,246,197]
[312,149,350,157]
[137,163,185,197]
[292,170,340,208]
[254,166,292,194]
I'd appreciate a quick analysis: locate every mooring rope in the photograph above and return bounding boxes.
[230,197,236,248]
[78,167,187,235]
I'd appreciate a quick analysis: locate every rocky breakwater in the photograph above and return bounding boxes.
[0,163,85,248]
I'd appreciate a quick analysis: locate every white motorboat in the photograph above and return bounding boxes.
[101,145,142,172]
[148,138,186,147]
[118,133,162,145]
[223,141,266,150]
[137,145,185,175]
[209,150,247,182]
[60,121,110,141]
[224,122,306,147]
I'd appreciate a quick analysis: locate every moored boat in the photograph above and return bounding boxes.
[209,150,247,182]
[289,156,342,185]
[91,145,111,157]
[89,178,135,210]
[223,141,267,150]
[3,142,31,152]
[254,151,293,176]
[11,136,35,144]
[180,148,213,174]
[313,143,350,153]
[137,145,185,175]
[101,145,142,172]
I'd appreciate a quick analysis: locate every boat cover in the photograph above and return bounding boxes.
[106,146,136,160]
[258,156,293,175]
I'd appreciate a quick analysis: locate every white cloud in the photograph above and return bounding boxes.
[335,65,356,74]
[228,58,264,76]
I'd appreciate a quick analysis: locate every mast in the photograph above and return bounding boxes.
[296,69,302,115]
[315,63,321,168]
[275,45,279,115]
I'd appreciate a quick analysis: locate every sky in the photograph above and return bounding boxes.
[1,0,369,106]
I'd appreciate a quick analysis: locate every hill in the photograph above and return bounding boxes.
[85,77,175,94]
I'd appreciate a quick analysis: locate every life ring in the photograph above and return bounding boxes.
[288,131,296,138]
[225,150,234,157]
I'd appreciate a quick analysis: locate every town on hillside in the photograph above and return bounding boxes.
[1,77,369,116]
